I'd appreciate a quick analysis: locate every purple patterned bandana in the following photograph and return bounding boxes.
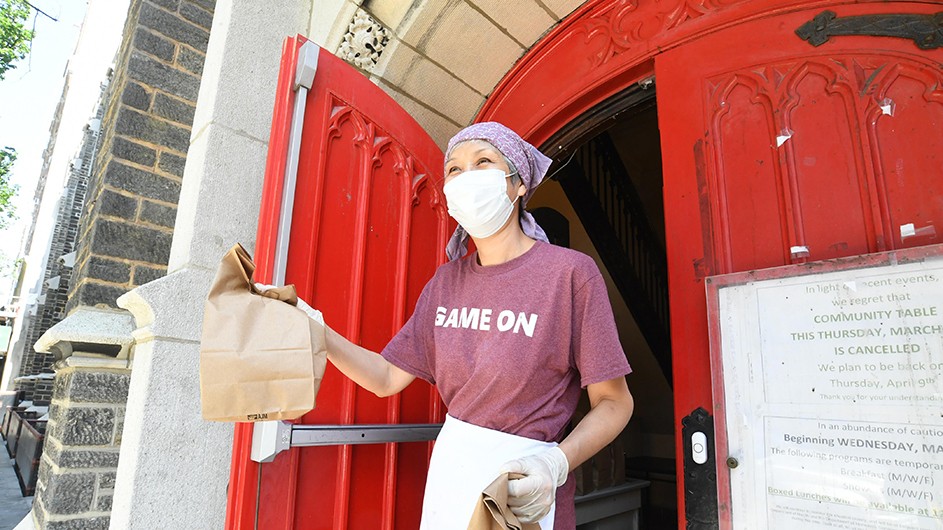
[444,122,552,261]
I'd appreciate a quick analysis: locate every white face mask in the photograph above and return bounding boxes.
[443,168,520,239]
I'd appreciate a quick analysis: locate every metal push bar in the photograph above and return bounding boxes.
[251,421,443,463]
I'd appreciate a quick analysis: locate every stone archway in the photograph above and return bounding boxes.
[317,0,587,145]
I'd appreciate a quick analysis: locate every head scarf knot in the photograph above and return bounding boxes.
[444,122,552,261]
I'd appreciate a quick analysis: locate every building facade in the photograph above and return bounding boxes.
[20,0,943,529]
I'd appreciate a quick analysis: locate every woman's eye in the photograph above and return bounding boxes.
[446,166,460,174]
[476,158,492,166]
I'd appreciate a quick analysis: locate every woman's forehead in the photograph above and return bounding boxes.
[446,139,503,161]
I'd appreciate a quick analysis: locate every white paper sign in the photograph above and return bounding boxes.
[712,255,943,530]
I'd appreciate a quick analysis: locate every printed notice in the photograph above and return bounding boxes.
[710,249,943,530]
[765,417,941,529]
[756,270,942,407]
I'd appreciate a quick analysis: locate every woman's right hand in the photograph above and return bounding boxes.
[253,282,324,325]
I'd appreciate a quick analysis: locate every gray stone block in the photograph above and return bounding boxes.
[86,256,132,284]
[41,473,95,514]
[99,471,117,490]
[140,201,176,229]
[104,159,183,203]
[99,190,138,220]
[153,92,195,125]
[60,408,116,446]
[127,51,201,103]
[187,0,214,12]
[146,0,180,10]
[68,372,131,404]
[96,493,113,512]
[56,449,120,469]
[46,517,110,530]
[74,282,128,310]
[52,374,72,402]
[113,415,124,445]
[176,46,205,75]
[48,403,63,423]
[133,264,168,286]
[115,107,190,154]
[134,28,175,62]
[157,152,186,178]
[91,219,173,264]
[180,1,213,30]
[139,3,210,52]
[112,137,157,167]
[37,455,53,488]
[33,500,45,527]
[121,82,151,111]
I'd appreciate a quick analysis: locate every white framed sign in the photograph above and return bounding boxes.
[707,245,943,530]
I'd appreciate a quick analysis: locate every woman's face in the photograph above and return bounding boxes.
[444,140,525,203]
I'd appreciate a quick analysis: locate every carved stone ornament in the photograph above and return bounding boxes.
[338,10,391,70]
[796,10,943,50]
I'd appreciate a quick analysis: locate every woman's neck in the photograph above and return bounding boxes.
[474,225,536,266]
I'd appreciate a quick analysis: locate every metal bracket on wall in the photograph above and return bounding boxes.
[250,421,443,463]
[796,10,943,50]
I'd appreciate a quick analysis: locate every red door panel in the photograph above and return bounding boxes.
[869,63,943,249]
[228,36,449,530]
[656,3,943,522]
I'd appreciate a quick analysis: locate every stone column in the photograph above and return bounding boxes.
[30,309,134,530]
[109,2,315,528]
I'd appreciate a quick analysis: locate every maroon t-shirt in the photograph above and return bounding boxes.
[381,241,632,528]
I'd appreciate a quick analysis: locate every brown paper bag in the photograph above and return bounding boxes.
[199,244,327,422]
[468,473,540,530]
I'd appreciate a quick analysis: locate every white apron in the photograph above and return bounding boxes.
[420,414,556,530]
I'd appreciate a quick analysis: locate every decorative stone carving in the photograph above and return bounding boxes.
[338,9,391,70]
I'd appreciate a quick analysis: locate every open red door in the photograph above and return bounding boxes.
[227,36,450,529]
[656,3,943,526]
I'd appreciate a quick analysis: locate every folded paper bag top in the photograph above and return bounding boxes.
[199,243,327,422]
[468,473,540,530]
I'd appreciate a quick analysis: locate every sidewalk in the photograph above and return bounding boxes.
[0,451,31,530]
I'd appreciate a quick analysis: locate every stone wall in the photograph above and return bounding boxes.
[66,0,215,313]
[33,363,130,529]
[14,91,104,404]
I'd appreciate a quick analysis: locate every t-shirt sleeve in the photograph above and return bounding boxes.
[571,270,633,387]
[381,281,436,384]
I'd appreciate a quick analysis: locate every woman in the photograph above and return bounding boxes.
[315,122,633,529]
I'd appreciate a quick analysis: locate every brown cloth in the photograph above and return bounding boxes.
[199,243,327,422]
[468,473,540,530]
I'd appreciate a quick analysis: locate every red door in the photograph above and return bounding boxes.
[227,36,450,529]
[656,2,943,523]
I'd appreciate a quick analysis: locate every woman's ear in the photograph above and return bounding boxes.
[517,183,527,198]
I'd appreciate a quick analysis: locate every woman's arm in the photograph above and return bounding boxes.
[501,376,633,522]
[558,376,634,471]
[324,326,416,398]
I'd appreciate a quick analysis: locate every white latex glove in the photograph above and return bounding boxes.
[295,297,325,326]
[254,283,324,326]
[498,446,569,523]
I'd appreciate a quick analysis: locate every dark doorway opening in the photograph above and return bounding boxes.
[530,86,678,529]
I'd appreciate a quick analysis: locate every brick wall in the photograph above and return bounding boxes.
[67,0,215,313]
[14,91,103,404]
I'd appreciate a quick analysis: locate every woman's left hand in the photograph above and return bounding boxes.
[499,446,569,522]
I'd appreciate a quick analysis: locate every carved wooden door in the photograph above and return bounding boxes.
[656,2,943,525]
[226,36,449,529]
